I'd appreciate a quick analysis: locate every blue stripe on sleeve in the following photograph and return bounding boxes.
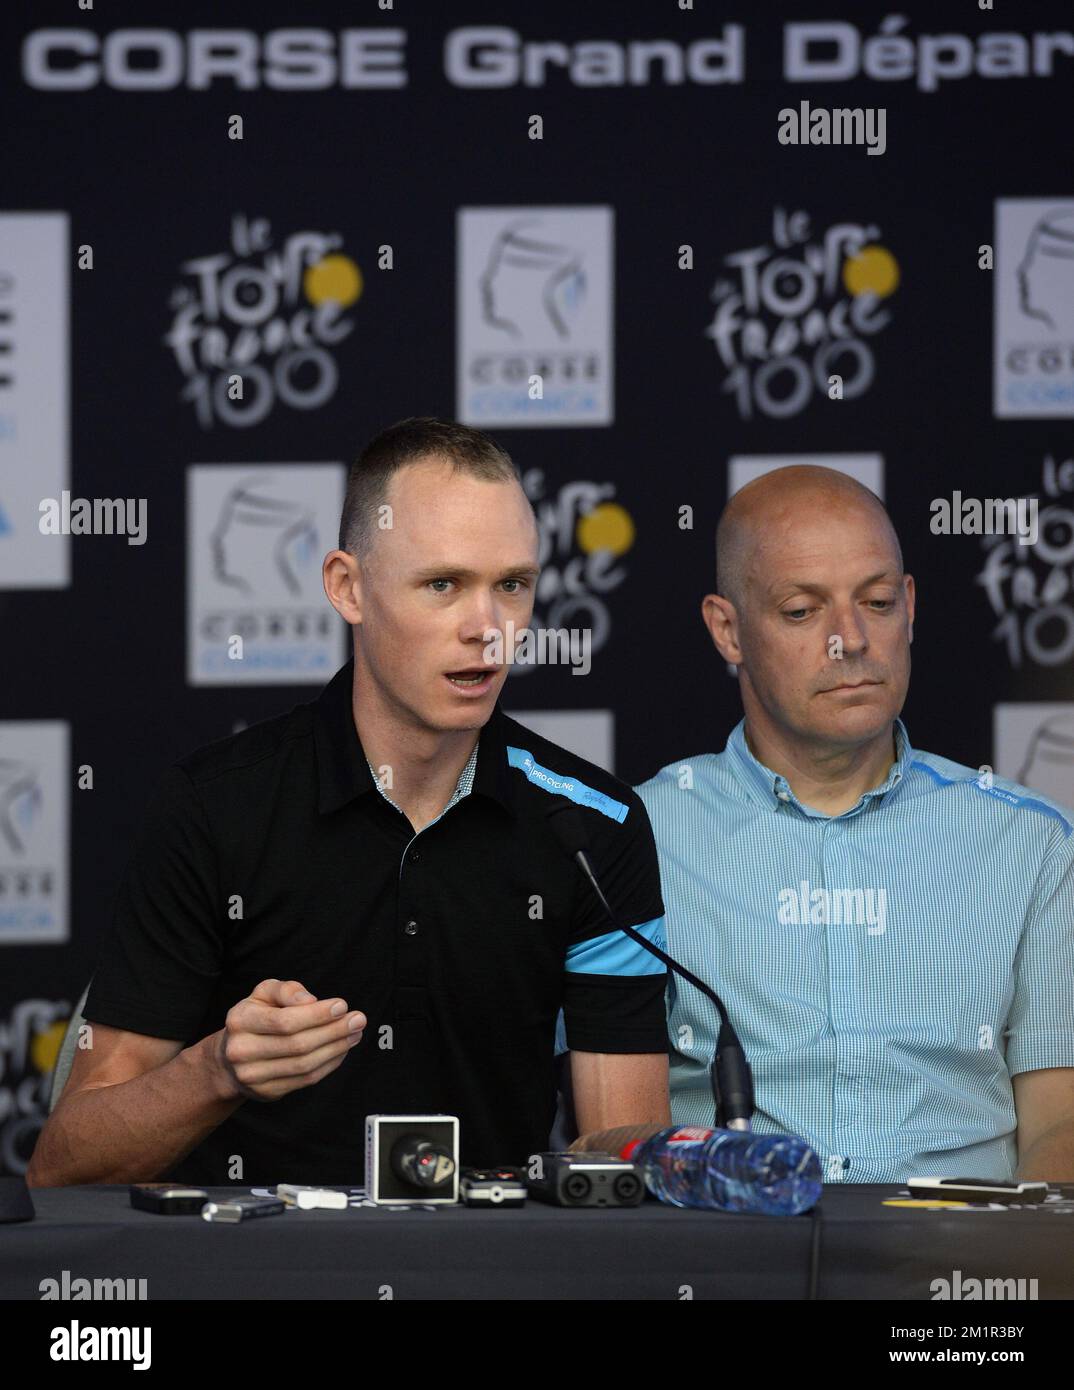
[506,746,629,822]
[912,758,1073,837]
[565,915,668,975]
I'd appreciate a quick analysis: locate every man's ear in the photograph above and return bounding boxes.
[702,593,743,666]
[323,550,363,626]
[903,572,915,644]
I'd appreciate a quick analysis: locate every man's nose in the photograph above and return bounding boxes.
[459,592,502,641]
[829,608,869,656]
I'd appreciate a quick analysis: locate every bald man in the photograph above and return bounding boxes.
[636,466,1074,1183]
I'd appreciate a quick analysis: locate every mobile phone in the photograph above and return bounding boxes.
[129,1183,210,1215]
[201,1196,286,1223]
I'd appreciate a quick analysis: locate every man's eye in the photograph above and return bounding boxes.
[501,578,529,594]
[782,607,813,621]
[868,599,895,611]
[428,579,453,593]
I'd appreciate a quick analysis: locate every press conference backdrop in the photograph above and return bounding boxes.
[1,0,1072,1176]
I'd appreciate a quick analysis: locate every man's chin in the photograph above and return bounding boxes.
[812,698,895,743]
[405,710,489,739]
[440,710,493,732]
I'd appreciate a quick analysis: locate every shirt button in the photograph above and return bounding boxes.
[409,850,421,863]
[777,791,790,802]
[404,920,419,936]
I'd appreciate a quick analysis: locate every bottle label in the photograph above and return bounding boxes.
[620,1127,714,1160]
[664,1127,715,1143]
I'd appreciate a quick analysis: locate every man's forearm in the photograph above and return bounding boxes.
[570,1050,671,1135]
[1016,1123,1074,1182]
[26,1034,245,1187]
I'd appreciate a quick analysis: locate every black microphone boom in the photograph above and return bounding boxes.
[544,800,754,1130]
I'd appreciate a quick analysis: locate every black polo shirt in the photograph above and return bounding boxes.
[83,658,669,1187]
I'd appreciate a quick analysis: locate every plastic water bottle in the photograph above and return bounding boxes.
[624,1125,822,1215]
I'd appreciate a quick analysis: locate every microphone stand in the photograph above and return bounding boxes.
[567,844,754,1132]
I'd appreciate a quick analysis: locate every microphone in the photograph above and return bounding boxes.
[545,799,755,1131]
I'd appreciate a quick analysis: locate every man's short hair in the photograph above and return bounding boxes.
[338,416,523,558]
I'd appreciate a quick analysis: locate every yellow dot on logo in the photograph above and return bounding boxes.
[304,254,363,308]
[842,244,899,298]
[576,502,635,556]
[31,1020,68,1075]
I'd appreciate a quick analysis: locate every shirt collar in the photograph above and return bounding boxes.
[727,716,913,816]
[313,657,515,816]
[365,739,479,814]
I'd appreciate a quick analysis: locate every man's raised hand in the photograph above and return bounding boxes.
[211,978,366,1102]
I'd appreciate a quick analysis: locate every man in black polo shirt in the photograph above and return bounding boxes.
[28,417,670,1189]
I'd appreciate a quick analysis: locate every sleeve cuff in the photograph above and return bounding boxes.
[81,993,200,1042]
[562,1025,671,1054]
[1006,1030,1074,1076]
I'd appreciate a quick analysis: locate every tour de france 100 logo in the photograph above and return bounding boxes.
[165,214,363,430]
[706,206,899,420]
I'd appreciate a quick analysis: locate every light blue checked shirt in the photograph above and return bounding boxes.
[637,718,1074,1183]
